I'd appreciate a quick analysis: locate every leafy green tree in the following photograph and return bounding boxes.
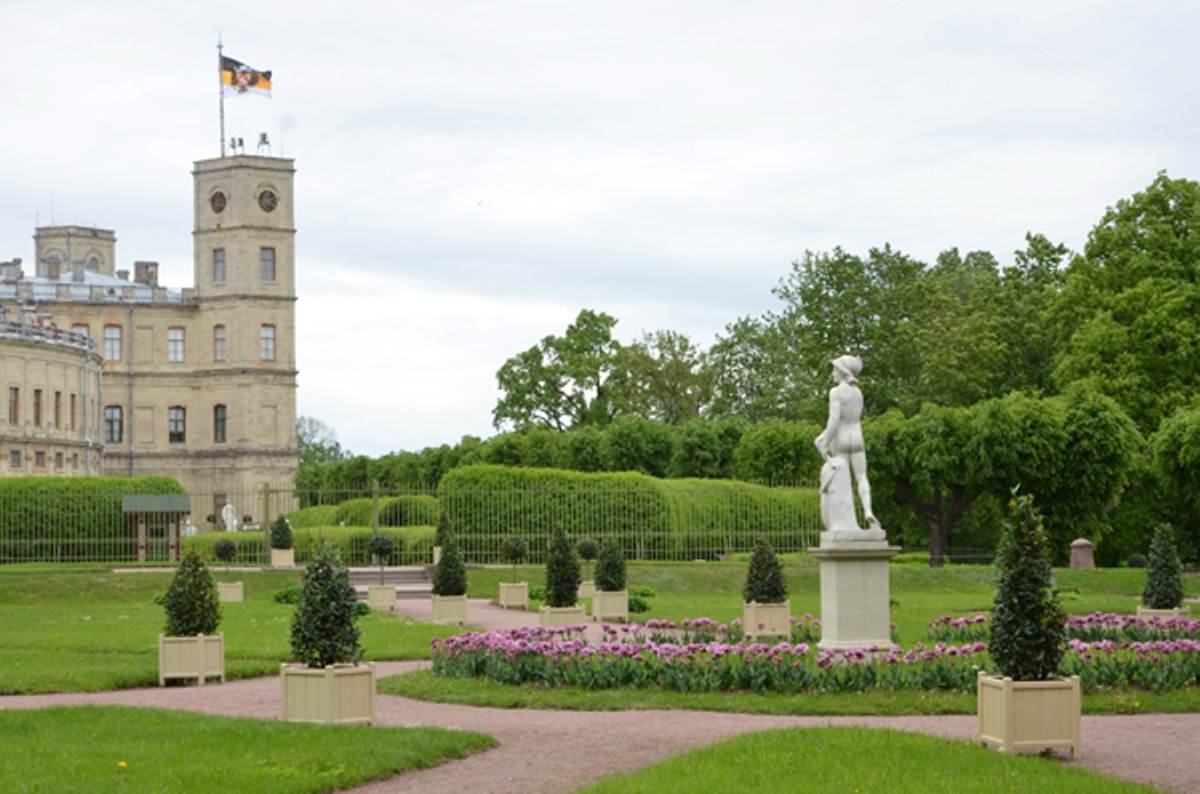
[989,491,1066,681]
[599,415,675,477]
[576,538,599,579]
[1051,172,1200,432]
[594,539,627,592]
[707,315,803,424]
[213,538,237,571]
[610,329,714,425]
[732,419,823,484]
[163,549,221,637]
[669,418,741,479]
[1143,525,1184,610]
[742,537,787,604]
[493,309,622,430]
[544,527,581,608]
[1151,407,1200,562]
[289,543,361,668]
[564,425,604,472]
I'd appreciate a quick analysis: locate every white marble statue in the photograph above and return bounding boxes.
[814,355,883,538]
[221,499,239,533]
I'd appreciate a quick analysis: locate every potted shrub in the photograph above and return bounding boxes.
[430,530,468,625]
[742,537,790,642]
[433,510,452,565]
[978,491,1080,758]
[269,516,295,568]
[499,535,529,610]
[213,538,243,602]
[366,534,397,611]
[281,542,375,724]
[577,538,599,599]
[1138,525,1189,619]
[159,549,225,686]
[592,539,629,622]
[540,527,585,627]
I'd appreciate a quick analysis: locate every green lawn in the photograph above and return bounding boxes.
[0,567,461,693]
[0,705,494,793]
[577,726,1157,793]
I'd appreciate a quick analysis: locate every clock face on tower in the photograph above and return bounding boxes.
[209,191,227,213]
[258,189,278,212]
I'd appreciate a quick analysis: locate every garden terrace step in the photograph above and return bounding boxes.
[349,566,431,600]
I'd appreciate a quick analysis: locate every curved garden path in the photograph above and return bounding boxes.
[3,599,1198,793]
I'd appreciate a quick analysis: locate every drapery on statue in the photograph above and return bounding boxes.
[814,355,883,536]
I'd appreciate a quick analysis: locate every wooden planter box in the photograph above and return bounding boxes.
[977,672,1081,758]
[280,662,376,725]
[431,593,469,625]
[270,548,295,568]
[217,581,243,602]
[158,634,225,686]
[1137,605,1191,620]
[743,600,791,642]
[539,605,586,627]
[592,589,628,622]
[499,582,528,610]
[578,580,596,599]
[367,585,396,611]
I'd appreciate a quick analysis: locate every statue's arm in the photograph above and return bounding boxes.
[814,389,841,458]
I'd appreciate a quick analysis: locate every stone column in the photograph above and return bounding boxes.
[808,535,900,652]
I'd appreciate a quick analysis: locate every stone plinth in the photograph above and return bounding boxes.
[1069,539,1094,570]
[808,535,900,651]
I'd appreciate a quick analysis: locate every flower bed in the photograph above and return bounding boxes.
[926,611,1200,645]
[430,613,1200,697]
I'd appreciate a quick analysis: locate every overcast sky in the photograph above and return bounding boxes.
[4,2,1199,456]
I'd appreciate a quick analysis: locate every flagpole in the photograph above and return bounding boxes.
[218,37,226,157]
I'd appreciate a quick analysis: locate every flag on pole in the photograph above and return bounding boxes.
[220,55,272,97]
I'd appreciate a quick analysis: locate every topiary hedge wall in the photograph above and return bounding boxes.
[0,476,186,563]
[437,464,819,563]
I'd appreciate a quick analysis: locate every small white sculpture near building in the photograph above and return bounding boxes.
[221,499,239,533]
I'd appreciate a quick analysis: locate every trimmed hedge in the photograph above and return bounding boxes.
[0,476,186,563]
[287,495,440,529]
[184,525,435,567]
[437,464,819,563]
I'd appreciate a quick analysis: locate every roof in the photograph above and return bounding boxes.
[0,271,185,304]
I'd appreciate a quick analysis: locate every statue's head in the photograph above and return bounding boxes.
[830,355,862,384]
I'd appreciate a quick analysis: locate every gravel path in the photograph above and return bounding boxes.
[3,599,1199,793]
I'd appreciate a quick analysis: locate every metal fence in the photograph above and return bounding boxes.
[0,481,822,566]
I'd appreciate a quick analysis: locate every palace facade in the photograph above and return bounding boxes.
[0,154,299,498]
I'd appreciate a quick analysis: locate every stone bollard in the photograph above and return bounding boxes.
[1069,538,1094,570]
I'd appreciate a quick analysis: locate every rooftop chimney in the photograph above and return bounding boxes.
[117,269,129,281]
[133,261,159,287]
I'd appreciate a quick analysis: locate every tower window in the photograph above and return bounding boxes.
[213,325,226,362]
[168,328,185,363]
[260,325,276,361]
[260,247,276,282]
[168,406,186,443]
[104,326,122,362]
[214,404,227,443]
[213,248,226,283]
[104,406,123,444]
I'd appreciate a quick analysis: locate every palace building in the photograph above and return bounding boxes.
[0,154,299,497]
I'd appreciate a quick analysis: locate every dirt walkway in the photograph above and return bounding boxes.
[3,600,1199,793]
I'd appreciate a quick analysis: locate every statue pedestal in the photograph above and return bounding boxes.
[809,534,900,652]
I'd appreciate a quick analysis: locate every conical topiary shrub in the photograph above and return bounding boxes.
[989,491,1066,681]
[431,533,468,597]
[743,537,787,604]
[544,527,581,608]
[1143,525,1184,610]
[270,516,294,550]
[289,542,362,668]
[164,549,221,637]
[594,539,626,592]
[435,510,452,549]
